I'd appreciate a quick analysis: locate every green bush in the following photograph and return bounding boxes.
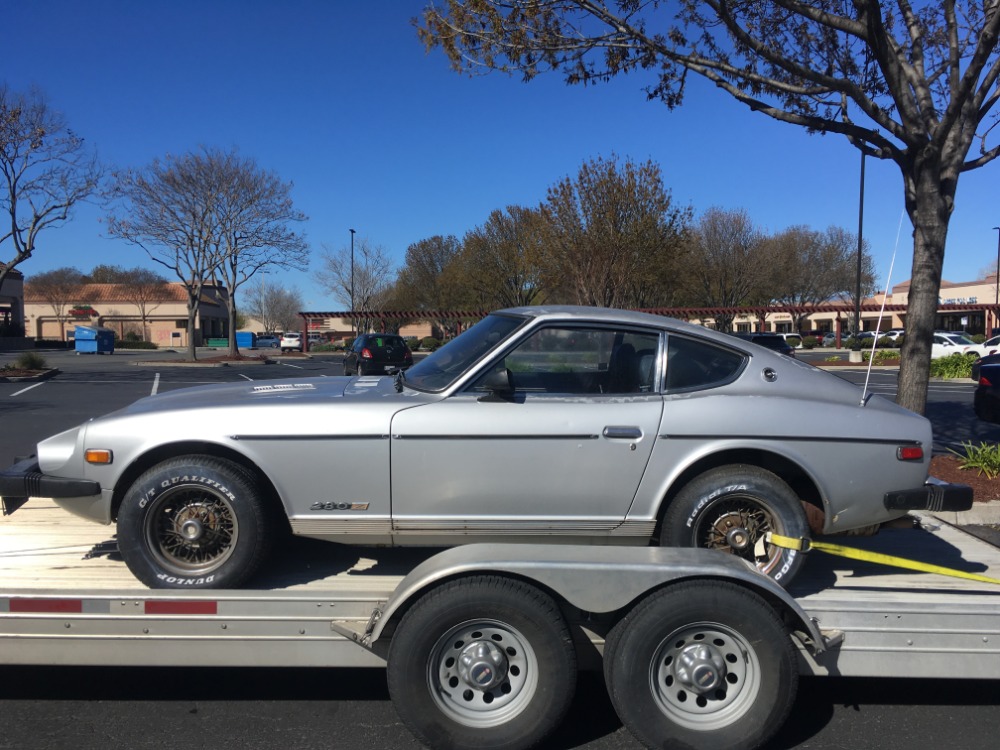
[15,351,47,370]
[421,337,442,351]
[116,340,158,350]
[928,352,978,379]
[862,349,900,364]
[971,334,987,344]
[801,336,819,350]
[310,343,339,352]
[950,441,1000,479]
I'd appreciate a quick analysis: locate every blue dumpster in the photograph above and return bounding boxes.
[75,326,115,355]
[236,331,256,349]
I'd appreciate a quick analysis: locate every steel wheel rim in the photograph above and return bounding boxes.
[143,484,239,575]
[691,495,782,575]
[426,618,539,727]
[649,621,761,731]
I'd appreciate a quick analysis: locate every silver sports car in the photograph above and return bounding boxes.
[0,306,972,589]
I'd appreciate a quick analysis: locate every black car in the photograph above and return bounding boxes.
[344,333,414,376]
[973,353,1000,422]
[732,332,795,357]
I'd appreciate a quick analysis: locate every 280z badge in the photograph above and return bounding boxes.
[310,501,370,511]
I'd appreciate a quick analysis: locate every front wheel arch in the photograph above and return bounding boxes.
[111,441,288,529]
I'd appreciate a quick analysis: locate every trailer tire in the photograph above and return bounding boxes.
[117,456,271,589]
[387,575,577,750]
[661,464,808,586]
[604,580,797,750]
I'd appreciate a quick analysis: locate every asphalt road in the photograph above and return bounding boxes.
[2,348,1000,749]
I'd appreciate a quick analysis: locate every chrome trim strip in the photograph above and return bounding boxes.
[231,434,389,441]
[391,434,600,441]
[660,434,921,446]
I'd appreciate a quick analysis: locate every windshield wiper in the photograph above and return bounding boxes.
[394,368,406,393]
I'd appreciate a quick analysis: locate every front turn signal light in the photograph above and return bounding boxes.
[85,449,113,465]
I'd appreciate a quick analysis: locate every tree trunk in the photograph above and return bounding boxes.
[227,296,238,358]
[187,296,200,361]
[896,153,954,415]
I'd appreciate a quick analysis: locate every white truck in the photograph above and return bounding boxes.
[2,500,999,750]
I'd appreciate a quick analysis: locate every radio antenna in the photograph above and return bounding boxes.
[861,211,906,406]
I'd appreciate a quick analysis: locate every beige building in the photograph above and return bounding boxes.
[23,282,229,346]
[0,265,24,332]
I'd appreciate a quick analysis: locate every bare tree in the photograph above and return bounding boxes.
[419,1,1000,413]
[243,278,303,334]
[317,236,394,333]
[107,150,231,359]
[211,149,309,355]
[0,85,101,290]
[25,266,83,339]
[539,154,691,308]
[686,208,767,331]
[119,267,172,342]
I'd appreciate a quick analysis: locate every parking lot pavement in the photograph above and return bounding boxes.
[0,348,347,466]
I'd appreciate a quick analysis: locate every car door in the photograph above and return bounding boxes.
[389,324,664,541]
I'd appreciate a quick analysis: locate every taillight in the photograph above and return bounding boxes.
[981,375,993,386]
[360,348,373,359]
[897,446,924,461]
[404,350,413,362]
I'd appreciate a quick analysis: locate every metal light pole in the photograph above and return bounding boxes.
[349,228,356,336]
[993,226,1000,337]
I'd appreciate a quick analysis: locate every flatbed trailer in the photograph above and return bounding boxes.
[3,501,1000,748]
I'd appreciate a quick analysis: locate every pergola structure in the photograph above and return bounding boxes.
[296,302,1000,343]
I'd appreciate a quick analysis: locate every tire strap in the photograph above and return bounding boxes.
[766,532,1000,586]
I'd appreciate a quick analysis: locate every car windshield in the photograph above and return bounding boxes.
[404,314,526,392]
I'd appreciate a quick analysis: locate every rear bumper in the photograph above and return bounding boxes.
[883,476,974,513]
[0,457,101,515]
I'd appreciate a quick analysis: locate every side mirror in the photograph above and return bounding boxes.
[478,367,514,401]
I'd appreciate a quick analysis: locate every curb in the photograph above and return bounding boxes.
[930,500,1000,526]
[132,358,276,368]
[0,368,60,383]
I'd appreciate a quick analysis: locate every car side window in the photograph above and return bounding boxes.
[665,336,745,391]
[474,326,660,395]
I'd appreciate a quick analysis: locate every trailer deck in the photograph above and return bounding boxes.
[3,501,1000,677]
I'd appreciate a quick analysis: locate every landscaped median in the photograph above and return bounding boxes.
[0,352,60,383]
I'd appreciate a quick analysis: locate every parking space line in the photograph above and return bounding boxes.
[151,373,160,396]
[239,373,253,381]
[280,362,305,369]
[10,382,44,397]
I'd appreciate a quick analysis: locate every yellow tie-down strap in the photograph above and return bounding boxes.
[766,532,1000,586]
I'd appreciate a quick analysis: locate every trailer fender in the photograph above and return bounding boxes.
[366,543,824,651]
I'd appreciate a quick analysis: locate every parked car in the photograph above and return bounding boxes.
[932,331,982,358]
[344,333,413,375]
[255,335,280,349]
[280,332,303,352]
[0,306,971,590]
[731,332,795,357]
[973,352,1000,422]
[981,335,1000,358]
[307,333,323,351]
[777,332,803,349]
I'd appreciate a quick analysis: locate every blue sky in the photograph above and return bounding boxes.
[4,1,998,310]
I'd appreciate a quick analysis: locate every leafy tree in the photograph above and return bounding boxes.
[391,234,470,331]
[25,266,84,339]
[539,154,691,308]
[764,225,877,329]
[243,278,303,334]
[418,1,1000,413]
[0,84,101,290]
[686,208,767,331]
[457,206,549,308]
[317,235,394,334]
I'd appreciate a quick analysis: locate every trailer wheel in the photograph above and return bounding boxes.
[604,580,797,750]
[117,456,271,589]
[661,464,808,586]
[387,575,577,750]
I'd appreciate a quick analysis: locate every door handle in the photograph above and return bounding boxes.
[603,426,642,440]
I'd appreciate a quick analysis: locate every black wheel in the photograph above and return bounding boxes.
[604,580,797,750]
[116,455,272,588]
[661,464,808,586]
[387,576,577,750]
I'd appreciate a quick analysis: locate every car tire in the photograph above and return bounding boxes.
[603,580,797,750]
[660,464,808,586]
[387,575,577,750]
[116,455,272,589]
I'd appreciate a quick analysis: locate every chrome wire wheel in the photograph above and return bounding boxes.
[425,618,539,728]
[143,486,238,576]
[649,621,761,732]
[691,496,781,575]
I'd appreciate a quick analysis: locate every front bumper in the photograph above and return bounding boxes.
[0,457,102,515]
[883,476,974,513]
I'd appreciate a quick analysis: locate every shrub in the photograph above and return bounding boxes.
[928,352,978,379]
[310,343,338,352]
[862,349,900,364]
[801,336,819,350]
[421,337,442,351]
[950,441,1000,479]
[116,340,158,350]
[15,351,47,370]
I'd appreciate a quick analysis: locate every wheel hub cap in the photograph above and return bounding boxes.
[674,643,728,695]
[725,527,750,551]
[457,640,508,690]
[179,518,204,541]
